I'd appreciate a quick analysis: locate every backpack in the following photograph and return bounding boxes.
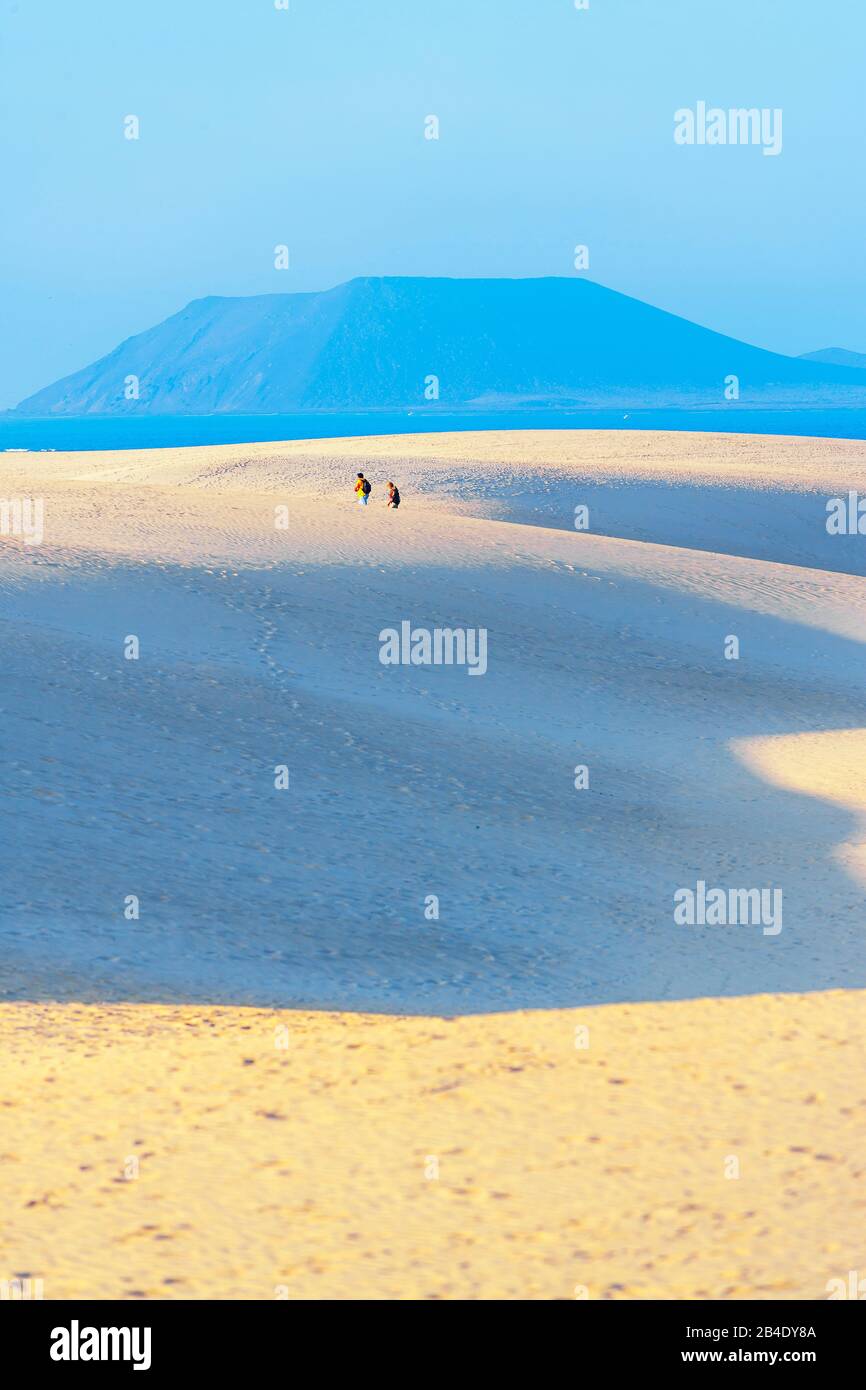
[362,478,372,495]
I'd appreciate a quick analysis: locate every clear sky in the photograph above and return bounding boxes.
[1,0,863,409]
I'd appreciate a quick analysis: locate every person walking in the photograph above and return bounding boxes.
[355,472,372,506]
[386,481,400,509]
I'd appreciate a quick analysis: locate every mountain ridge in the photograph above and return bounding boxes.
[15,275,866,416]
[800,346,866,370]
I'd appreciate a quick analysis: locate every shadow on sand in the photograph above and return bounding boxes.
[1,553,865,1015]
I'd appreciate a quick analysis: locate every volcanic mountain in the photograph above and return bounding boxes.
[15,276,866,415]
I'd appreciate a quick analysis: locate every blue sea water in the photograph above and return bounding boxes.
[4,406,866,452]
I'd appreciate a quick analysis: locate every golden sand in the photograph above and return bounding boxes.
[2,992,864,1300]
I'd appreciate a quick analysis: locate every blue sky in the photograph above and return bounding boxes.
[1,0,863,408]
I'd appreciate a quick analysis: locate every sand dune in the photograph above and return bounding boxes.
[1,429,864,1298]
[15,426,866,573]
[2,431,864,1012]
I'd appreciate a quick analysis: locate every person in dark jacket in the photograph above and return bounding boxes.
[386,481,400,509]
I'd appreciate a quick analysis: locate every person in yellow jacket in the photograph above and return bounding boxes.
[355,472,371,506]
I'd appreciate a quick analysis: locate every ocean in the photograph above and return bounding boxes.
[4,406,866,452]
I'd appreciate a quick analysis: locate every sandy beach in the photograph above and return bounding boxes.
[1,429,865,1299]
